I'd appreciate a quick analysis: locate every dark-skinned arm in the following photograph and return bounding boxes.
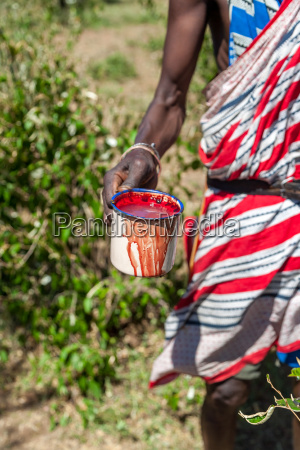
[103,0,221,222]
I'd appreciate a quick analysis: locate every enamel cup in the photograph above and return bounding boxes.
[110,189,184,277]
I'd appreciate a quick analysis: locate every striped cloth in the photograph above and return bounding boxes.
[150,0,300,387]
[228,0,283,65]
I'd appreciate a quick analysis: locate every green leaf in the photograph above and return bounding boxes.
[59,413,70,427]
[70,352,85,373]
[60,343,80,362]
[88,380,102,400]
[289,367,300,379]
[24,120,34,131]
[10,243,21,256]
[164,393,180,411]
[61,227,71,243]
[238,406,275,425]
[275,397,300,412]
[83,297,93,314]
[50,415,57,431]
[0,349,8,363]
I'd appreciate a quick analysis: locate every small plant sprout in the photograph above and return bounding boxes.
[239,358,300,425]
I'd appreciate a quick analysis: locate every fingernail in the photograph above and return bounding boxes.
[118,185,132,192]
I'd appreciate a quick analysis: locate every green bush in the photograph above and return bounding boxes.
[0,0,204,429]
[0,25,186,425]
[0,29,114,393]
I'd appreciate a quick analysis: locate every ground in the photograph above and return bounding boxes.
[0,332,295,449]
[0,329,205,449]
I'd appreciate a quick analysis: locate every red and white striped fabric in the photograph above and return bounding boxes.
[150,0,300,387]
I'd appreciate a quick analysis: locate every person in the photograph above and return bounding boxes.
[103,0,300,448]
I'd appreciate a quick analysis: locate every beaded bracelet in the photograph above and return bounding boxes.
[121,143,161,175]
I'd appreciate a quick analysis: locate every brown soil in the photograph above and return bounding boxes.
[72,24,162,112]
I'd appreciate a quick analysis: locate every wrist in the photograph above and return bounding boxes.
[132,142,160,160]
[121,143,161,175]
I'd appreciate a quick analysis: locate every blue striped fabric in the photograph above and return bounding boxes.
[228,0,283,65]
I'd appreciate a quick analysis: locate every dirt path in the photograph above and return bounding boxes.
[0,404,138,449]
[73,23,163,113]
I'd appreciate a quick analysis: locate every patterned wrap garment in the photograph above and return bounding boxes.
[150,0,300,387]
[228,0,283,65]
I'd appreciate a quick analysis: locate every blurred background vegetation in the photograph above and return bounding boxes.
[0,0,294,449]
[0,0,216,447]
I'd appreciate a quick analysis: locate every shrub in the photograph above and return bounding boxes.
[0,25,185,425]
[0,29,115,393]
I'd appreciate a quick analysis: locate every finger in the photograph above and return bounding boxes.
[103,162,130,224]
[102,189,113,224]
[141,171,158,190]
[103,168,126,209]
[118,158,153,190]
